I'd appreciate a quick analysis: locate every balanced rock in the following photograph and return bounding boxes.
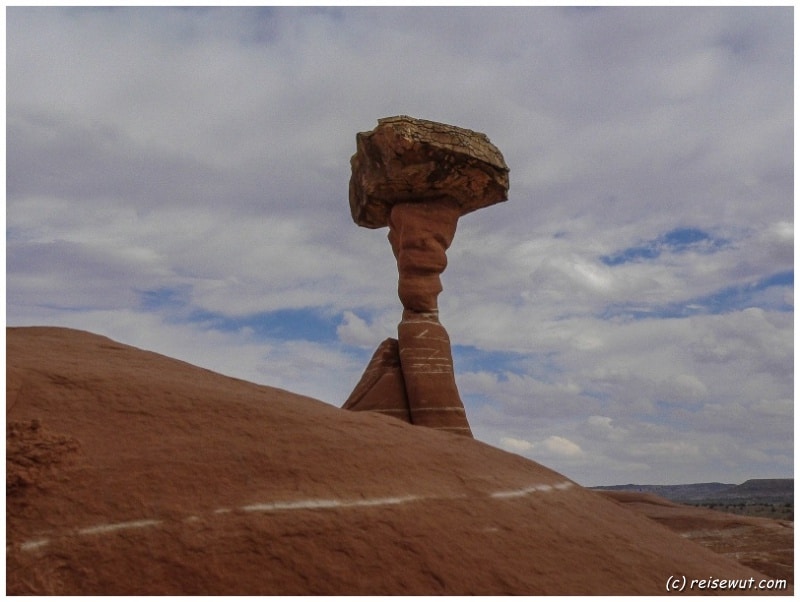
[349,115,509,229]
[343,116,509,437]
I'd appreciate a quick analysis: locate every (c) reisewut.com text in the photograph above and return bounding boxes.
[666,575,788,593]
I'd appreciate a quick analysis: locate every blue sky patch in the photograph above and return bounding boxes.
[138,288,340,343]
[601,227,728,266]
[452,345,528,375]
[190,307,341,342]
[139,286,191,311]
[452,345,563,382]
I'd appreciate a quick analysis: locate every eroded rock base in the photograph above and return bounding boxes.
[342,338,410,422]
[398,311,472,437]
[343,314,472,437]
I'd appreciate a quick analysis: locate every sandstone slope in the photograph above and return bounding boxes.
[6,327,786,595]
[599,491,793,586]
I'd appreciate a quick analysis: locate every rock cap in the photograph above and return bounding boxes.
[349,115,510,228]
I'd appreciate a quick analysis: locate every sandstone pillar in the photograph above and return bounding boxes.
[342,116,509,437]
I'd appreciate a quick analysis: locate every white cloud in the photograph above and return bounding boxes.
[336,310,397,348]
[584,416,627,442]
[542,436,584,458]
[500,437,534,453]
[500,435,583,460]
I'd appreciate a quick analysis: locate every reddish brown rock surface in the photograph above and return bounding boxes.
[6,327,790,595]
[600,491,794,587]
[344,117,509,436]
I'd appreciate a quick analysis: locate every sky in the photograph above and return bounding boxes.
[6,6,794,486]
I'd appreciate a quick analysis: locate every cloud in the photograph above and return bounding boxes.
[542,436,584,458]
[336,310,397,348]
[500,437,534,453]
[499,435,583,459]
[6,7,793,486]
[467,306,791,484]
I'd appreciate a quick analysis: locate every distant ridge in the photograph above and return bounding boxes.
[725,479,794,500]
[592,479,793,505]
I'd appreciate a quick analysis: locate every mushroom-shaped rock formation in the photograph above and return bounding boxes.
[343,116,509,437]
[349,115,509,228]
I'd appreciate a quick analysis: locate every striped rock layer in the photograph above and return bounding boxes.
[342,313,472,437]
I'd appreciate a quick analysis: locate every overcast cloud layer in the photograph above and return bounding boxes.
[7,7,793,486]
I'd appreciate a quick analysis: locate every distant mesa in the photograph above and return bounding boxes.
[343,116,510,437]
[592,479,794,505]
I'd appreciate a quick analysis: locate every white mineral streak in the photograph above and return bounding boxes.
[15,480,574,553]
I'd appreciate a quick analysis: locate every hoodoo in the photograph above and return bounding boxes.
[343,116,510,436]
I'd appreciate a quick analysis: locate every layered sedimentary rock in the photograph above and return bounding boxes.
[343,116,509,437]
[397,311,470,436]
[341,338,410,422]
